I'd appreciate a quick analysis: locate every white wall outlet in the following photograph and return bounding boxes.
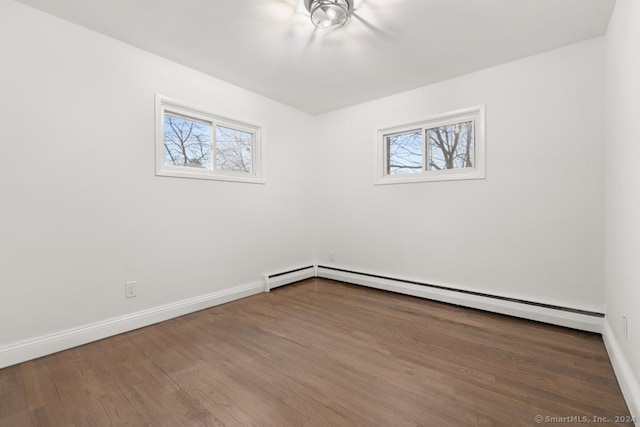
[622,314,628,339]
[125,281,137,298]
[329,251,335,262]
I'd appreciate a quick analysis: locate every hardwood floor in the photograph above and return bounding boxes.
[0,278,632,426]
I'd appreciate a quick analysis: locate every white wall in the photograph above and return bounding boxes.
[0,0,314,348]
[603,0,640,418]
[313,39,605,313]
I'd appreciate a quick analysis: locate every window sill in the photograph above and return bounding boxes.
[374,169,485,185]
[156,169,266,184]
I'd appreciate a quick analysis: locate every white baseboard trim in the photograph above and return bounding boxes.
[0,281,263,369]
[317,266,603,333]
[263,266,315,292]
[603,320,640,424]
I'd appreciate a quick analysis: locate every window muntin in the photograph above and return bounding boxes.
[156,95,263,183]
[376,106,485,184]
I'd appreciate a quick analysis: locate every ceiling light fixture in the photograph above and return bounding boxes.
[304,0,353,30]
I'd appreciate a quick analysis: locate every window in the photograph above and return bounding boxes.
[156,95,264,183]
[376,105,485,184]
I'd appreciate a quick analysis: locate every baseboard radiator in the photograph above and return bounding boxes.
[263,265,316,292]
[316,265,604,333]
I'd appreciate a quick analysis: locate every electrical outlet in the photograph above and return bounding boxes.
[622,315,628,339]
[125,281,137,298]
[329,251,335,262]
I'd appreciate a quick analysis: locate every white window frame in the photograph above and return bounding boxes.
[375,105,485,185]
[155,94,265,184]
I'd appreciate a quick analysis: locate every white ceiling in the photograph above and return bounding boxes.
[14,0,615,115]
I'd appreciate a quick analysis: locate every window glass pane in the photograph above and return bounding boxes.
[427,121,474,171]
[216,126,253,173]
[163,113,211,169]
[386,130,423,175]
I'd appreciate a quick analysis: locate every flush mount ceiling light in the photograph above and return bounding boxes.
[304,0,353,30]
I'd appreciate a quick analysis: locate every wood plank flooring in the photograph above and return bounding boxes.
[0,278,632,426]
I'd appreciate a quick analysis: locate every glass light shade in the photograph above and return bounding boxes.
[309,0,351,29]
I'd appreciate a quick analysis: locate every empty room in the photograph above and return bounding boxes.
[1,0,639,425]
